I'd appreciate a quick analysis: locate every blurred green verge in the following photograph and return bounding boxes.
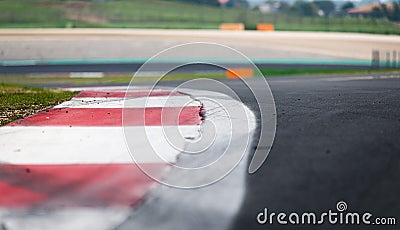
[260,68,400,77]
[0,72,227,87]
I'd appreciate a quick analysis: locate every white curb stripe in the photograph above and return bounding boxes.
[0,126,199,164]
[54,95,200,108]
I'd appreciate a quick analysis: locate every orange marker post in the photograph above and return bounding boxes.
[257,24,274,31]
[219,23,245,31]
[226,68,254,79]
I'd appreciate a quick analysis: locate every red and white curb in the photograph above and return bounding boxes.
[0,86,256,230]
[0,86,202,229]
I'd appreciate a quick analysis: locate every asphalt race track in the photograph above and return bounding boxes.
[158,73,400,230]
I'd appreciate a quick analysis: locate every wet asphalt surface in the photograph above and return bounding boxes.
[159,73,400,230]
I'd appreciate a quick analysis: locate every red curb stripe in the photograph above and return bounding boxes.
[8,107,202,126]
[0,163,165,207]
[75,90,183,98]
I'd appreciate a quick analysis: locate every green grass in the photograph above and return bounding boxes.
[261,68,400,77]
[0,84,77,126]
[0,75,135,87]
[0,0,399,34]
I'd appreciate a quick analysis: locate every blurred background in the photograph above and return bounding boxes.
[0,0,399,33]
[0,0,399,87]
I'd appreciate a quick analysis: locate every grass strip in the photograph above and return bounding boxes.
[0,84,77,126]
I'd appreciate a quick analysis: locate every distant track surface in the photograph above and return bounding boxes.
[1,29,400,61]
